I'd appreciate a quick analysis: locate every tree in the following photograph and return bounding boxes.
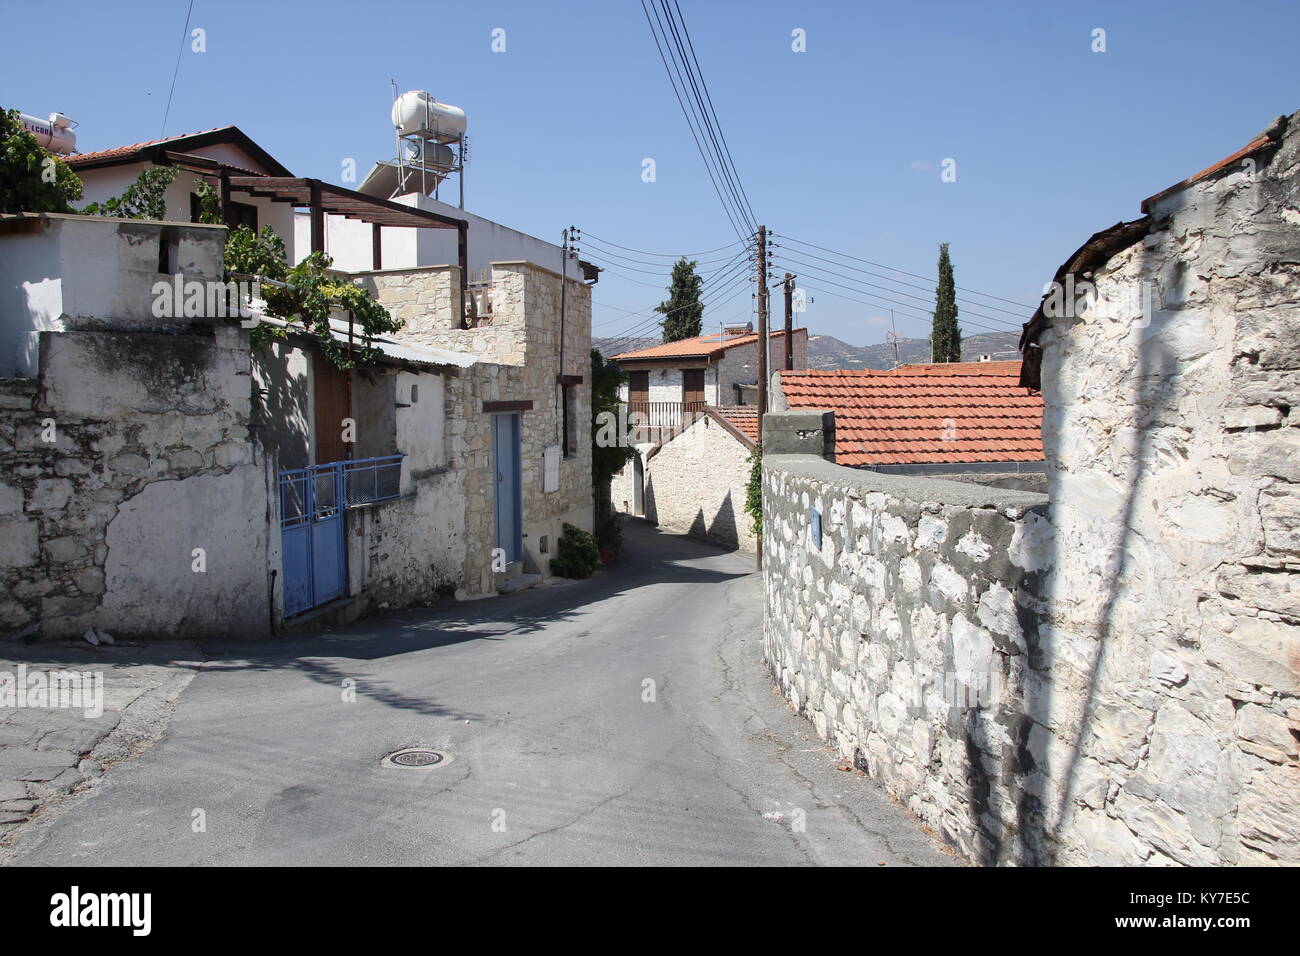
[0,108,83,214]
[930,242,962,363]
[591,347,634,503]
[656,257,704,342]
[226,226,400,370]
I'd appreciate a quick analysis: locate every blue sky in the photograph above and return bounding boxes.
[3,0,1297,346]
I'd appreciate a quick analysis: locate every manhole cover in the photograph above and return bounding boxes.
[381,748,451,770]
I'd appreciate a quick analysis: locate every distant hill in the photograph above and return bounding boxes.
[806,331,1022,370]
[593,336,659,359]
[596,331,1023,370]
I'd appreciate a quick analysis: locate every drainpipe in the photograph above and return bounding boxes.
[556,227,568,443]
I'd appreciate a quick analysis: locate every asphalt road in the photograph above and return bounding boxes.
[8,521,957,867]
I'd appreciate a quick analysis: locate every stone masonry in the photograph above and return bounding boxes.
[361,261,593,592]
[640,411,758,552]
[0,326,273,641]
[762,112,1300,867]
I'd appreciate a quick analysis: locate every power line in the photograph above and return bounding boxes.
[670,0,758,232]
[596,272,751,341]
[580,230,744,259]
[773,232,1036,311]
[773,252,1023,330]
[159,0,196,138]
[600,274,751,340]
[792,278,1023,338]
[771,241,1031,320]
[639,0,757,241]
[581,237,740,269]
[655,0,757,234]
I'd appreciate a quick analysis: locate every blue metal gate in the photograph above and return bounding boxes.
[279,455,404,617]
[279,463,347,617]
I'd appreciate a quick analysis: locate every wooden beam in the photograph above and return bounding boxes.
[309,179,324,255]
[483,400,533,413]
[372,223,382,271]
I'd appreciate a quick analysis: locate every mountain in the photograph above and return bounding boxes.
[595,331,1023,370]
[593,336,659,359]
[805,331,1022,370]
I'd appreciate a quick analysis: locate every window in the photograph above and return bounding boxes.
[562,384,579,458]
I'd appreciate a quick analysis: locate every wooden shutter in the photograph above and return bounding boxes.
[628,370,649,404]
[682,369,705,407]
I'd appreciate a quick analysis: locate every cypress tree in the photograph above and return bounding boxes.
[656,257,704,342]
[930,242,962,363]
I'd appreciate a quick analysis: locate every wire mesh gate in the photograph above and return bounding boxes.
[278,455,403,617]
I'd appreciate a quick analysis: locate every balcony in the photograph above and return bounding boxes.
[622,400,707,440]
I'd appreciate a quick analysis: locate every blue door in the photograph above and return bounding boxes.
[492,413,522,563]
[279,463,347,616]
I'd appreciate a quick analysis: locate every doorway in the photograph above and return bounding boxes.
[492,413,523,563]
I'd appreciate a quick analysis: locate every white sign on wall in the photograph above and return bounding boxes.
[542,444,561,493]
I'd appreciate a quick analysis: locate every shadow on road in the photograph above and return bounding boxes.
[2,520,752,720]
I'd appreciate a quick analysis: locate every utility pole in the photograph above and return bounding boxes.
[782,273,795,370]
[756,226,768,440]
[755,226,768,572]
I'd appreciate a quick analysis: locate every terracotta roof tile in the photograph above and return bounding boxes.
[613,329,801,362]
[64,127,235,166]
[711,405,759,442]
[778,362,1044,467]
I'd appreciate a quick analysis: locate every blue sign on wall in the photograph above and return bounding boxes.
[809,507,822,550]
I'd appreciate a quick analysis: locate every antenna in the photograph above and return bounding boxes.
[886,309,901,368]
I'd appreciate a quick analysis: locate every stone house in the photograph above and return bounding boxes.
[614,405,760,552]
[606,329,804,551]
[761,111,1299,866]
[612,327,807,431]
[68,125,296,242]
[2,117,595,637]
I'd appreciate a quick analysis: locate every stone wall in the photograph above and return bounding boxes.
[640,412,758,552]
[763,452,1059,865]
[0,326,273,640]
[358,264,526,366]
[763,113,1300,867]
[368,261,593,593]
[1029,111,1300,866]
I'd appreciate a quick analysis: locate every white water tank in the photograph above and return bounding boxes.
[391,91,466,142]
[18,111,76,154]
[402,139,455,170]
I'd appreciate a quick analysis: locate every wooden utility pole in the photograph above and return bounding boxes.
[755,226,768,571]
[756,226,768,440]
[782,273,795,370]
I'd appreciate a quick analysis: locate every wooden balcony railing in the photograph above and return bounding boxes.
[622,400,708,435]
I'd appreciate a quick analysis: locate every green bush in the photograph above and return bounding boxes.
[550,522,599,579]
[745,442,763,539]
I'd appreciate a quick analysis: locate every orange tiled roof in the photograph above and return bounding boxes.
[778,361,1043,467]
[711,405,759,443]
[64,127,234,166]
[62,125,293,177]
[612,329,800,362]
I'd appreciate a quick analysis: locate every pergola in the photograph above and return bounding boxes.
[224,175,468,322]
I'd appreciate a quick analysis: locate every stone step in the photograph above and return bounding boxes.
[497,573,542,595]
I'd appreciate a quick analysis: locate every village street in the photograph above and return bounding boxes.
[2,521,954,867]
